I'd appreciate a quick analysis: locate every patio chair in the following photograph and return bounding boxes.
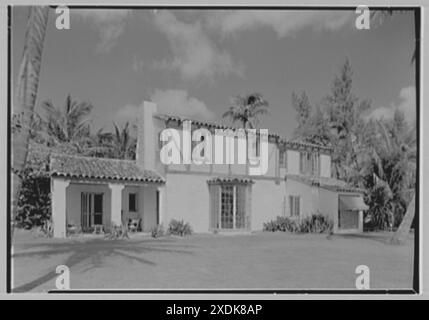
[67,221,81,236]
[128,218,141,233]
[93,224,104,234]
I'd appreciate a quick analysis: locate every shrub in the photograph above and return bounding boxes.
[263,214,333,234]
[15,170,51,229]
[298,214,333,233]
[104,223,129,240]
[167,219,192,236]
[15,143,51,229]
[40,220,54,237]
[150,224,165,238]
[263,220,278,232]
[263,216,298,232]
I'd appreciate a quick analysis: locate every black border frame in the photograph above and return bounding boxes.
[7,5,421,295]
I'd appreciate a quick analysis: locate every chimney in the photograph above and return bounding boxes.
[136,101,157,171]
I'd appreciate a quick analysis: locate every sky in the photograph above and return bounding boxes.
[12,7,417,139]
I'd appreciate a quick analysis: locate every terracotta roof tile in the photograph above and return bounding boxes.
[155,113,332,153]
[50,153,164,183]
[286,174,365,193]
[207,177,254,184]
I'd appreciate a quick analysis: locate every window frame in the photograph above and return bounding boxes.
[209,182,251,230]
[289,195,301,218]
[299,151,320,176]
[279,149,287,168]
[129,193,138,212]
[93,193,103,214]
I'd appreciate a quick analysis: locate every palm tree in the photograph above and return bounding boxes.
[41,94,93,145]
[12,7,50,231]
[371,9,418,242]
[222,93,269,129]
[82,127,114,158]
[106,122,136,160]
[391,194,415,244]
[356,114,416,234]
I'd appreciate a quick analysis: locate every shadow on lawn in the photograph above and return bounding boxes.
[12,237,194,293]
[332,232,413,245]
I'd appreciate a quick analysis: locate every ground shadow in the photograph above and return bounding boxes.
[330,232,413,245]
[12,237,194,292]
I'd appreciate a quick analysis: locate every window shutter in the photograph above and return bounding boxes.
[307,153,311,174]
[246,185,252,229]
[295,197,300,217]
[209,185,220,230]
[285,150,287,169]
[280,150,287,168]
[311,153,316,175]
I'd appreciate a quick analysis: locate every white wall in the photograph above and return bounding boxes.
[166,173,288,232]
[159,126,280,178]
[285,179,318,219]
[319,188,338,231]
[137,101,157,171]
[265,142,278,178]
[251,180,285,230]
[320,154,331,178]
[165,173,211,233]
[163,172,356,233]
[66,182,158,231]
[122,186,141,222]
[66,183,111,228]
[52,178,70,238]
[121,185,158,231]
[142,186,158,231]
[287,150,300,174]
[166,172,289,232]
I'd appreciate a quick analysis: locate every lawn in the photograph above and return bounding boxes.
[11,230,414,292]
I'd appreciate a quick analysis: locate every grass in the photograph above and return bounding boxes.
[11,229,414,292]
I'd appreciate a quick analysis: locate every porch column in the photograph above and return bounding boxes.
[109,183,124,226]
[157,185,166,225]
[358,210,364,232]
[52,178,70,238]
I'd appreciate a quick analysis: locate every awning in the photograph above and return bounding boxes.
[339,195,369,211]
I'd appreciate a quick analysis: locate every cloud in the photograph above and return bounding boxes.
[370,86,416,124]
[205,11,354,37]
[135,10,353,80]
[115,89,215,122]
[132,55,145,72]
[115,104,141,122]
[73,9,131,53]
[150,89,216,120]
[150,10,244,81]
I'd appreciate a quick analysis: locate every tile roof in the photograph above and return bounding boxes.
[207,177,254,185]
[286,174,365,193]
[279,139,333,153]
[50,153,164,183]
[155,113,332,153]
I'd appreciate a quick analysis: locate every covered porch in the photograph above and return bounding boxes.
[50,154,165,238]
[336,193,368,234]
[287,174,369,234]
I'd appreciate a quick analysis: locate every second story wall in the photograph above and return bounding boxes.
[138,101,333,179]
[286,148,332,178]
[320,154,331,178]
[286,150,300,175]
[158,124,279,178]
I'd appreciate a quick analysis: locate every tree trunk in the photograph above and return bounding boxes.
[12,7,49,234]
[390,193,415,244]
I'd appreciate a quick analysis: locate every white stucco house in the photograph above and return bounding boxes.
[50,101,368,238]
